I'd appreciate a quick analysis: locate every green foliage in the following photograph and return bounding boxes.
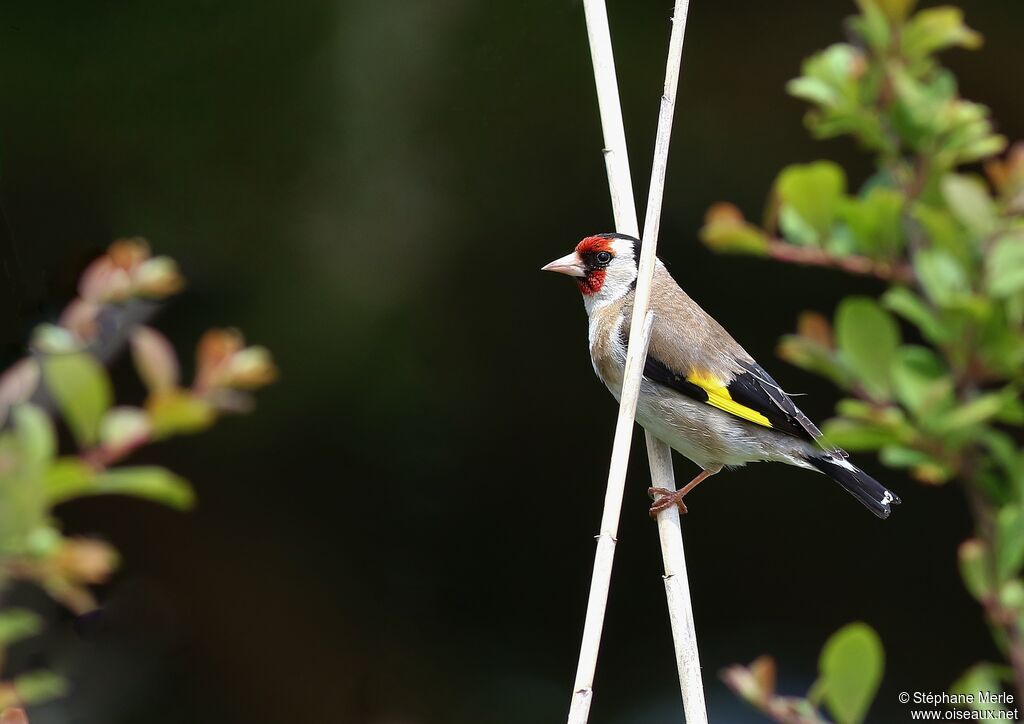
[5,671,68,707]
[700,203,771,255]
[835,297,899,400]
[44,461,195,510]
[0,610,43,649]
[816,624,884,724]
[788,0,1000,167]
[959,539,995,601]
[724,623,885,724]
[776,161,847,245]
[40,353,112,449]
[838,187,905,258]
[951,664,1015,715]
[146,390,216,438]
[88,467,195,509]
[11,405,55,468]
[0,239,276,715]
[704,0,1024,712]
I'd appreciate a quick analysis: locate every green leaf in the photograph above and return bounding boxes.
[91,466,195,509]
[884,447,952,486]
[788,75,841,108]
[838,187,905,257]
[821,419,902,450]
[911,203,972,266]
[891,345,953,417]
[701,225,769,255]
[978,305,1024,374]
[146,390,216,439]
[986,233,1024,298]
[997,506,1024,582]
[915,249,971,308]
[942,174,997,237]
[99,407,151,450]
[911,461,954,485]
[41,352,112,448]
[889,69,1003,167]
[819,623,884,724]
[43,458,94,505]
[850,1,891,52]
[787,44,862,108]
[950,664,1011,714]
[934,390,1012,433]
[996,395,1024,425]
[45,462,194,510]
[12,669,68,706]
[776,162,847,242]
[888,67,941,149]
[700,203,770,255]
[882,287,951,344]
[25,525,63,557]
[777,335,851,389]
[1000,579,1024,611]
[958,134,1008,167]
[879,445,931,469]
[835,399,879,420]
[902,6,982,61]
[836,297,900,400]
[779,206,822,246]
[878,445,954,483]
[960,539,994,601]
[0,608,43,647]
[786,43,889,151]
[12,404,56,465]
[978,429,1023,484]
[873,0,915,24]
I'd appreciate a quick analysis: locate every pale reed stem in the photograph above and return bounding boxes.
[568,0,706,722]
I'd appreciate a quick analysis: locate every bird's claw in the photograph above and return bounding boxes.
[647,486,688,518]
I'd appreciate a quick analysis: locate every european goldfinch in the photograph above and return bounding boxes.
[543,233,901,519]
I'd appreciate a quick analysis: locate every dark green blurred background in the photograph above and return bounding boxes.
[2,1,1022,722]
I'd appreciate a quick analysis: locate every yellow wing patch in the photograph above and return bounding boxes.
[685,370,773,428]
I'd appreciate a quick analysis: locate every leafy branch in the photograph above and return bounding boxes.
[0,239,276,718]
[705,0,1024,719]
[723,624,883,724]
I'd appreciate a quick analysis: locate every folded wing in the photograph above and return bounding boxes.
[642,348,838,453]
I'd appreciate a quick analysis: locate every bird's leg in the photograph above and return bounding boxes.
[648,467,720,518]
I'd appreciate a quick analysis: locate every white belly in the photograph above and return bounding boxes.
[632,381,792,470]
[588,309,814,471]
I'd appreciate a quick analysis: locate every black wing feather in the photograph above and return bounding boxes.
[734,359,839,452]
[643,356,711,402]
[642,354,835,450]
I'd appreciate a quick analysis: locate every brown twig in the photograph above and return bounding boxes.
[765,240,915,283]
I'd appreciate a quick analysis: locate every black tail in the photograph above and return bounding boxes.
[807,455,901,519]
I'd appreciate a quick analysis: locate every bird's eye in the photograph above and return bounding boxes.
[596,251,612,264]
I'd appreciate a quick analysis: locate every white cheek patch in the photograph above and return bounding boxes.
[585,265,637,312]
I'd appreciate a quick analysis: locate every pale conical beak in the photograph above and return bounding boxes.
[541,251,586,278]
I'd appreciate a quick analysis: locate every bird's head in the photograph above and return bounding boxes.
[542,233,640,310]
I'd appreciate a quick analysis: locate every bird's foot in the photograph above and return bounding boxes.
[648,487,688,518]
